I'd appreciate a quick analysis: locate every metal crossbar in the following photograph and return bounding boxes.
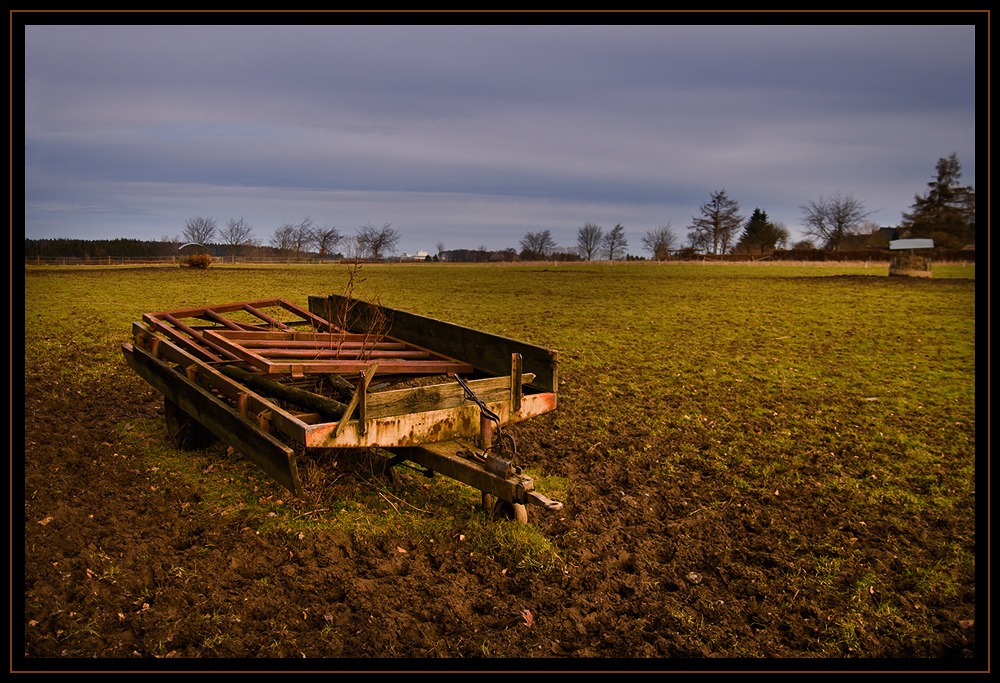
[141,298,473,377]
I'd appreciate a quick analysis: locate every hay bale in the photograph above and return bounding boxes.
[889,252,932,278]
[185,253,212,269]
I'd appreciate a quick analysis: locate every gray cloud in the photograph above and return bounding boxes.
[23,21,978,254]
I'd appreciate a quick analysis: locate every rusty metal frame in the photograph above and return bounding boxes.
[141,298,332,363]
[202,329,473,377]
[140,298,473,377]
[122,296,562,514]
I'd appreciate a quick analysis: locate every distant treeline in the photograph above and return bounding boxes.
[26,238,173,259]
[24,238,974,264]
[23,238,291,260]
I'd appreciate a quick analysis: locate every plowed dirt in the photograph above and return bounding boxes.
[22,367,977,669]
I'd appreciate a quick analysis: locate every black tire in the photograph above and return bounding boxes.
[164,398,217,450]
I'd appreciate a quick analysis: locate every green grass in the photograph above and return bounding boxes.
[25,261,976,592]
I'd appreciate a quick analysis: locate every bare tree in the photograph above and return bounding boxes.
[356,222,400,261]
[290,217,317,258]
[687,190,743,255]
[314,224,342,259]
[686,228,713,254]
[220,218,254,263]
[800,192,872,250]
[270,223,297,258]
[603,223,628,261]
[340,234,364,261]
[159,234,182,260]
[183,216,217,247]
[519,230,556,260]
[243,235,264,259]
[772,222,791,250]
[576,223,603,261]
[642,224,676,261]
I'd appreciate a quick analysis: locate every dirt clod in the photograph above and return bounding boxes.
[22,372,977,663]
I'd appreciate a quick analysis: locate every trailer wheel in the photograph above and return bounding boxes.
[482,492,528,524]
[164,398,217,450]
[510,503,529,525]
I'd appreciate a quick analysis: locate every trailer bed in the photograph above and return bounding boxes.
[122,296,562,520]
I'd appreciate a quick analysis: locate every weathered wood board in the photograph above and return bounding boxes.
[308,294,558,393]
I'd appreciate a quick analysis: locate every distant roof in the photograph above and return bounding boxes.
[890,239,934,250]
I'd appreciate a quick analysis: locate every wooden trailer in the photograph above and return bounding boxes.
[121,295,562,522]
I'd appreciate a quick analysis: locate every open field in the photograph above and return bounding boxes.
[22,261,979,667]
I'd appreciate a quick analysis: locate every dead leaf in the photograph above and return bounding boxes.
[522,609,534,628]
[38,516,53,526]
[396,546,407,554]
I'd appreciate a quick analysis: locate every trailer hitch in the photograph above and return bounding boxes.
[457,447,519,479]
[455,374,519,478]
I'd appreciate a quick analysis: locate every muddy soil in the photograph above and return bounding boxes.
[21,368,978,669]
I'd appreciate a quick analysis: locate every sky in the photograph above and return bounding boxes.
[21,19,980,257]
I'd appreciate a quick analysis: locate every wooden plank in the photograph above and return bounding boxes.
[122,342,303,496]
[219,365,348,422]
[304,392,557,449]
[130,316,555,450]
[364,373,535,420]
[391,439,562,510]
[388,439,538,506]
[511,352,523,413]
[309,295,558,392]
[336,362,379,437]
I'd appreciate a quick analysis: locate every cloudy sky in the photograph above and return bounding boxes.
[22,19,979,256]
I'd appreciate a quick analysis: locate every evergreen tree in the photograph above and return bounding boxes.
[900,153,975,249]
[735,208,788,255]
